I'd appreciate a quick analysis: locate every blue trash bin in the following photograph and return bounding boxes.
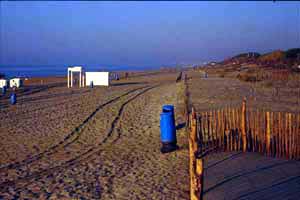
[10,93,16,105]
[162,104,174,113]
[160,104,177,153]
[160,112,176,143]
[2,86,6,96]
[162,105,175,122]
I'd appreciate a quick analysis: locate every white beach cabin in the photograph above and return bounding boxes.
[0,79,8,88]
[10,78,22,88]
[85,72,110,86]
[67,66,85,88]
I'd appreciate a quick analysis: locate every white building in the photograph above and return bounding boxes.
[0,79,8,88]
[10,78,22,88]
[85,72,110,86]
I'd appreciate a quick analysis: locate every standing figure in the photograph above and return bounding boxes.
[10,92,17,105]
[1,86,6,96]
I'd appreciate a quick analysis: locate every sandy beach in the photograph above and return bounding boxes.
[0,72,189,199]
[1,2,299,199]
[1,71,300,199]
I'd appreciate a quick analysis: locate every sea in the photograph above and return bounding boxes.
[0,65,162,78]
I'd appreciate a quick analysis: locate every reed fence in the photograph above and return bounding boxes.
[187,98,300,200]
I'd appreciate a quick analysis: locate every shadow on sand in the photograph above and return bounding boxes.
[176,122,186,130]
[111,82,147,86]
[203,152,300,199]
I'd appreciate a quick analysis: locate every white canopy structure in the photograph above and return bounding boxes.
[85,72,110,86]
[67,66,85,88]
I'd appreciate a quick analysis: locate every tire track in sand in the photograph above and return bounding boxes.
[0,86,147,172]
[0,84,159,193]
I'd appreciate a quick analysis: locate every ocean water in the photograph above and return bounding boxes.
[0,65,161,78]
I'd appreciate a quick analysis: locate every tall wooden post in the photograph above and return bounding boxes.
[190,112,203,200]
[190,113,197,200]
[266,112,271,156]
[195,158,203,200]
[241,98,247,152]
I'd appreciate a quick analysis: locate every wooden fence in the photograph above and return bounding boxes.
[188,98,300,200]
[195,99,300,160]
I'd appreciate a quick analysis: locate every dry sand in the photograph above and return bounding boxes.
[0,72,189,199]
[187,70,300,113]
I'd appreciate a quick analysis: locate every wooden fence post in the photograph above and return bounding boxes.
[285,113,289,159]
[288,113,292,159]
[278,112,282,157]
[295,114,300,159]
[191,113,198,151]
[241,98,247,152]
[190,112,197,200]
[189,136,197,200]
[296,114,300,159]
[195,158,203,200]
[266,112,271,156]
[217,110,221,148]
[189,110,203,200]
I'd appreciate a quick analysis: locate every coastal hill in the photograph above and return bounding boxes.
[203,48,300,71]
[222,52,260,65]
[258,50,285,63]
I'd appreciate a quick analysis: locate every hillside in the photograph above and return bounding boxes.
[221,52,260,65]
[217,48,300,70]
[258,50,285,62]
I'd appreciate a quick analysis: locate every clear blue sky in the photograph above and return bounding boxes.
[0,1,299,67]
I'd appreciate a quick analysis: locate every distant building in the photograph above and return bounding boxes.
[0,79,8,88]
[85,72,110,86]
[10,78,23,88]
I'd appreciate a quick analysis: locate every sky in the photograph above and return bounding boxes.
[0,1,299,68]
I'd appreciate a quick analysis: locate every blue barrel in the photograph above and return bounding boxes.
[90,81,94,88]
[1,86,6,96]
[162,104,174,115]
[10,93,16,105]
[162,105,175,124]
[162,104,174,113]
[160,112,176,143]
